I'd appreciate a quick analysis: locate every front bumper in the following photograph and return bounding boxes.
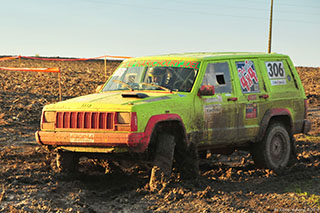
[35,131,148,153]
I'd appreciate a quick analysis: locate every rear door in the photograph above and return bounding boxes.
[230,59,269,142]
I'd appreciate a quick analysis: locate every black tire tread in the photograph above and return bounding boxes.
[149,133,176,192]
[56,150,79,173]
[251,122,291,171]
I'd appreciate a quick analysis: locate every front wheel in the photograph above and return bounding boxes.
[251,123,291,171]
[56,150,79,173]
[149,133,176,192]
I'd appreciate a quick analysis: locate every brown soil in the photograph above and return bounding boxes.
[0,58,319,212]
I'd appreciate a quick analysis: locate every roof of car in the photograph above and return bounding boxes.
[125,52,288,61]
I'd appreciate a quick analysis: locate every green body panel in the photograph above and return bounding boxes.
[41,52,307,149]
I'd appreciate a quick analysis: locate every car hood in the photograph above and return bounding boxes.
[43,91,181,111]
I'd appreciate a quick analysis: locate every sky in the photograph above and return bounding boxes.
[1,0,319,67]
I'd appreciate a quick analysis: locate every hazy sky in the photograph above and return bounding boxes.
[1,0,319,66]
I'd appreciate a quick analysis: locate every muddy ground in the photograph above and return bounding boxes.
[0,58,319,212]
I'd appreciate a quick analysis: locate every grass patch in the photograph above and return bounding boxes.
[304,135,320,143]
[295,135,320,143]
[297,193,320,207]
[285,180,320,207]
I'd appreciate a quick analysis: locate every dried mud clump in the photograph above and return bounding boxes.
[0,58,319,212]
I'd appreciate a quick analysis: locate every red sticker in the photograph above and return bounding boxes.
[246,103,257,119]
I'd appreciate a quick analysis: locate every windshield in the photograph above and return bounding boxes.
[102,59,200,92]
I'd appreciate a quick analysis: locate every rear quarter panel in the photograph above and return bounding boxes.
[258,57,306,133]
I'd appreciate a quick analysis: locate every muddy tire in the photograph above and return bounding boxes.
[56,150,79,173]
[288,137,298,166]
[198,150,207,159]
[149,133,176,192]
[175,142,199,180]
[251,123,291,171]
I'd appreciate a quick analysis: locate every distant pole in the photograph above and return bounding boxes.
[268,0,274,53]
[58,70,62,101]
[104,56,107,81]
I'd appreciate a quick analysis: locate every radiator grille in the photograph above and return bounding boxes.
[56,112,114,129]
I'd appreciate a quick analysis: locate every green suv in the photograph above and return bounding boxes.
[36,52,311,190]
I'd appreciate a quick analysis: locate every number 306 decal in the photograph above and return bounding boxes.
[265,61,287,85]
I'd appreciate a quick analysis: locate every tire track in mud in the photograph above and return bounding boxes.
[0,135,319,212]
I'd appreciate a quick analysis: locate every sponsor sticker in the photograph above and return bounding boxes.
[204,95,222,103]
[271,79,287,85]
[70,133,95,143]
[246,103,257,119]
[236,60,259,93]
[204,104,222,113]
[247,94,257,101]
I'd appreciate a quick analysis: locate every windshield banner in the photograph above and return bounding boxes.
[120,60,200,69]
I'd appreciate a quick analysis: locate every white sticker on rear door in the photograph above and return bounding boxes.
[270,79,287,85]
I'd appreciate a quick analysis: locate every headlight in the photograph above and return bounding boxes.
[117,112,130,124]
[43,111,56,123]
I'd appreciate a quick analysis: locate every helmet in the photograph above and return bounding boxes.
[149,67,166,77]
[148,67,166,84]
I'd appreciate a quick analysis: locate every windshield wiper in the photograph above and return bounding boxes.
[140,83,171,92]
[113,80,134,91]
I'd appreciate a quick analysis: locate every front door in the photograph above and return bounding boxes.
[196,61,238,145]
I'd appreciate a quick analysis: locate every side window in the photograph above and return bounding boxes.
[236,60,259,93]
[201,62,232,94]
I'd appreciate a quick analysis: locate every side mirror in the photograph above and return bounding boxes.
[198,85,215,96]
[95,85,103,93]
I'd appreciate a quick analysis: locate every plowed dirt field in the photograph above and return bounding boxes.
[0,58,319,212]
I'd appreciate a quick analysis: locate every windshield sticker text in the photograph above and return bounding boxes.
[120,60,200,69]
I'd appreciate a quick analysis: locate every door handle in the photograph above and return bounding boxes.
[227,97,238,101]
[259,94,269,99]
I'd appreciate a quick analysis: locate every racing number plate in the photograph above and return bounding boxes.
[70,133,94,142]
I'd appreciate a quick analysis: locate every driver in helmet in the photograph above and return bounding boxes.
[148,67,166,85]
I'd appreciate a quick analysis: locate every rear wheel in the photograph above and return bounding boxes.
[149,133,176,192]
[251,123,291,171]
[288,137,298,166]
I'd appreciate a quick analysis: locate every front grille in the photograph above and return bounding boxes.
[56,112,114,130]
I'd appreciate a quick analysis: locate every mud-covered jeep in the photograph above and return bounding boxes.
[35,52,311,190]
